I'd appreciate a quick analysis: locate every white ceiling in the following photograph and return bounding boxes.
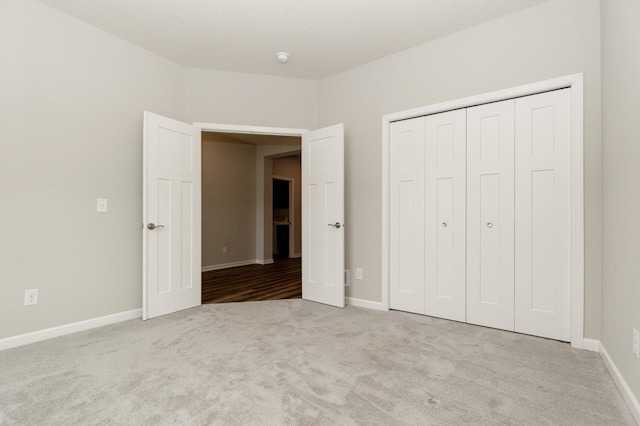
[37,0,547,79]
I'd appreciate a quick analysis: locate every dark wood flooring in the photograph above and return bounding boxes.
[202,258,301,304]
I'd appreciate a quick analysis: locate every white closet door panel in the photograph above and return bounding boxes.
[515,89,571,341]
[425,109,466,322]
[466,100,515,331]
[390,118,425,314]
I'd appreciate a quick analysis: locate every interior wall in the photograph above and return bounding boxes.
[0,0,185,339]
[273,155,303,256]
[601,0,640,405]
[318,0,603,338]
[202,139,257,267]
[185,68,319,130]
[255,146,302,262]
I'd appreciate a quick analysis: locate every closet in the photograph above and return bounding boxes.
[389,88,571,342]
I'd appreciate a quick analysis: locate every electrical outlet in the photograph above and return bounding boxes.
[633,328,639,359]
[222,246,228,255]
[24,289,38,306]
[344,269,350,287]
[355,268,363,280]
[96,198,108,213]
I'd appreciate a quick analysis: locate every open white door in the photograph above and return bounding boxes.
[302,124,345,308]
[143,112,201,320]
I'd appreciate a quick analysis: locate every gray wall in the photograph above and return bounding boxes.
[601,0,640,404]
[185,68,319,129]
[318,0,603,339]
[202,140,257,267]
[0,0,185,338]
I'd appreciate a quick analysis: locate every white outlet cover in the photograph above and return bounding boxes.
[355,268,363,280]
[24,289,39,306]
[633,328,640,358]
[97,198,108,213]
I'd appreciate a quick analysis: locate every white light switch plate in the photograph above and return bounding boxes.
[97,198,108,213]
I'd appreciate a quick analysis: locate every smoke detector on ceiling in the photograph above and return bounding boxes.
[276,52,290,64]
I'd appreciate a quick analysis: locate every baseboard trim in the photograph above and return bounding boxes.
[582,338,601,352]
[346,297,385,311]
[600,343,640,424]
[256,259,274,265]
[0,308,142,352]
[291,253,302,259]
[202,260,257,272]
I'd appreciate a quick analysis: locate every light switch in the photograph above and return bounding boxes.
[97,198,108,213]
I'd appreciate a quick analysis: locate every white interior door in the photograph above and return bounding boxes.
[466,99,515,331]
[515,89,571,341]
[302,124,345,307]
[424,109,467,322]
[143,111,201,320]
[389,117,425,314]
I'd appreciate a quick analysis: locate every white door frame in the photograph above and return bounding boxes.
[195,123,307,264]
[272,175,296,258]
[381,74,585,349]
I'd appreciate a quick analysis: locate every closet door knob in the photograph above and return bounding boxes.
[486,222,493,228]
[441,222,448,228]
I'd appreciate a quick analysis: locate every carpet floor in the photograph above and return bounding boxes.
[0,300,635,425]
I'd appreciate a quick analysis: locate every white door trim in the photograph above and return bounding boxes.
[195,123,307,137]
[381,73,585,349]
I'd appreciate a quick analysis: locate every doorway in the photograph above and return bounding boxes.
[200,130,302,303]
[272,177,292,259]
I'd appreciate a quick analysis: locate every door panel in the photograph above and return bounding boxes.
[302,124,345,308]
[466,100,515,331]
[390,118,425,314]
[515,89,571,341]
[143,111,201,320]
[425,109,466,322]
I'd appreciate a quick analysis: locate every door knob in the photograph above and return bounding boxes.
[147,223,165,230]
[328,222,343,229]
[486,222,493,228]
[441,222,448,228]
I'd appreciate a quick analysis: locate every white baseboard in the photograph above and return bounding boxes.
[202,259,257,272]
[291,253,302,259]
[0,308,142,352]
[256,259,274,265]
[346,297,385,311]
[600,343,640,424]
[582,338,601,352]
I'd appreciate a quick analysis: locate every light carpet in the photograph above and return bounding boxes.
[0,300,635,425]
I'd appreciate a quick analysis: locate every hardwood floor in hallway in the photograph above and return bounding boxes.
[202,258,301,304]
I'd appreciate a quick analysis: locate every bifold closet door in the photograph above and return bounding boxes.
[466,100,515,331]
[389,117,425,314]
[424,110,466,322]
[515,89,571,342]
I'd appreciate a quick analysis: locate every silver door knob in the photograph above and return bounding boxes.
[486,222,493,228]
[441,222,448,228]
[147,223,165,230]
[328,222,343,229]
